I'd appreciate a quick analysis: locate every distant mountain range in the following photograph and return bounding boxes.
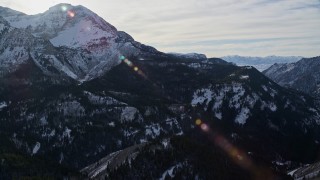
[221,55,303,71]
[0,3,319,179]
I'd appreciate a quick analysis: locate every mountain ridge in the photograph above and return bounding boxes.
[0,4,319,179]
[221,55,303,71]
[263,56,320,98]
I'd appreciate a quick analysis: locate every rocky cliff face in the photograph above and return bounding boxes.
[264,56,320,97]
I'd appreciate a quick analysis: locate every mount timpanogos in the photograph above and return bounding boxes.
[0,3,319,180]
[0,4,160,82]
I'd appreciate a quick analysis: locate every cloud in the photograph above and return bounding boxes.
[2,0,320,57]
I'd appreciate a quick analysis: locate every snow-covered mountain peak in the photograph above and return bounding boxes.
[47,3,73,11]
[3,3,118,49]
[0,4,160,81]
[46,3,117,31]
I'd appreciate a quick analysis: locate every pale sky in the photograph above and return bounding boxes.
[1,0,320,57]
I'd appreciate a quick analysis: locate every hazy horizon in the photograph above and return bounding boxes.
[1,0,319,57]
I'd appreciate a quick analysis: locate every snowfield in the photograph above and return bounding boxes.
[191,83,279,125]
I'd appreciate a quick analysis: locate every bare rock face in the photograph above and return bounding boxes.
[264,56,320,97]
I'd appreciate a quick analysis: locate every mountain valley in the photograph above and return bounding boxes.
[0,3,319,180]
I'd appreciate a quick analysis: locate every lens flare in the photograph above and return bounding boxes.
[200,124,209,132]
[67,11,75,18]
[237,154,244,161]
[120,56,126,61]
[61,6,68,11]
[194,118,277,179]
[119,55,149,80]
[195,119,202,125]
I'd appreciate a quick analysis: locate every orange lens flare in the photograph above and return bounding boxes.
[195,119,202,125]
[124,59,133,67]
[120,55,148,80]
[194,118,275,179]
[67,11,75,18]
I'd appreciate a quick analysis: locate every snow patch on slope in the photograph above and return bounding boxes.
[58,101,85,116]
[191,88,213,109]
[240,75,249,80]
[191,82,281,124]
[261,101,277,112]
[159,163,183,180]
[0,101,7,111]
[50,19,115,48]
[145,123,161,138]
[84,91,127,106]
[32,142,41,155]
[0,47,29,68]
[235,107,250,124]
[63,127,72,139]
[120,107,140,122]
[192,83,256,122]
[0,24,5,32]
